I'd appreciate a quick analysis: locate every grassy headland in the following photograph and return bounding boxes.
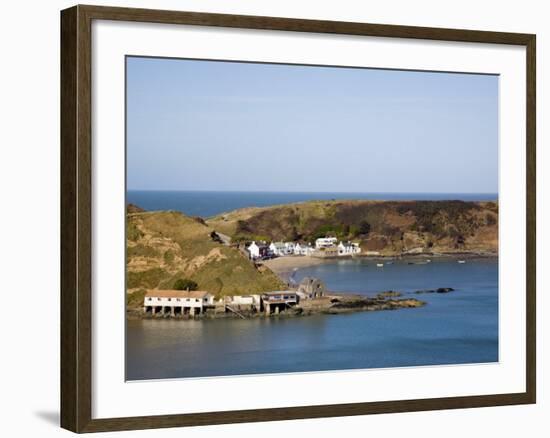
[206,199,498,256]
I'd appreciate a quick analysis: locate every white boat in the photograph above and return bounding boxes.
[376,263,384,267]
[458,260,466,264]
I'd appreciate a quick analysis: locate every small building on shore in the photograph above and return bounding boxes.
[284,242,296,254]
[247,241,270,259]
[269,241,299,257]
[338,241,361,255]
[297,277,326,299]
[294,242,315,256]
[223,294,262,311]
[269,242,287,256]
[262,291,298,314]
[143,290,214,316]
[315,237,338,249]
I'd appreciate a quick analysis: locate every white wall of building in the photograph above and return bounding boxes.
[229,295,261,305]
[315,237,338,248]
[247,241,260,258]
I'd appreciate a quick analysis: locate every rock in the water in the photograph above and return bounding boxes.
[415,287,455,294]
[377,290,403,299]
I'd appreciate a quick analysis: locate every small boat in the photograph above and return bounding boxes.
[458,260,466,264]
[385,261,394,265]
[426,259,432,263]
[376,263,384,267]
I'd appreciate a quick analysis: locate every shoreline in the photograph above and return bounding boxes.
[127,292,427,321]
[126,252,493,322]
[262,252,498,282]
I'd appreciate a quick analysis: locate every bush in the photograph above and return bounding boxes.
[485,213,497,226]
[358,221,371,235]
[173,278,198,291]
[126,221,143,241]
[163,250,175,264]
[312,224,344,240]
[210,231,224,244]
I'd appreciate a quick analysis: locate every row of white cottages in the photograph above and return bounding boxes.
[247,237,360,260]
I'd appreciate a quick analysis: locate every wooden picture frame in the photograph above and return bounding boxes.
[61,4,536,433]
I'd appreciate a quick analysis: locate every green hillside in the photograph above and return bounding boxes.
[126,210,285,306]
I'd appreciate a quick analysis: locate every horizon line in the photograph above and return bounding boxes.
[126,189,498,195]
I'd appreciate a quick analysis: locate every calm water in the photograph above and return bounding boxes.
[126,258,498,380]
[127,190,498,218]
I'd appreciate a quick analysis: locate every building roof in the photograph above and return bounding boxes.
[249,241,268,249]
[263,291,297,296]
[145,290,211,299]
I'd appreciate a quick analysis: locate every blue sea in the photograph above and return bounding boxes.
[127,190,497,218]
[125,191,498,380]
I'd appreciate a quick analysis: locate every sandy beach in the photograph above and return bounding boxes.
[261,256,329,280]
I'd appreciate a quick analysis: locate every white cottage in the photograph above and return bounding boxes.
[247,241,260,258]
[315,237,338,249]
[294,243,315,256]
[143,290,215,316]
[337,241,361,255]
[269,242,287,256]
[247,241,269,259]
[284,242,296,254]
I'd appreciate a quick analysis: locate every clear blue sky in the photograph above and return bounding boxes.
[127,57,498,193]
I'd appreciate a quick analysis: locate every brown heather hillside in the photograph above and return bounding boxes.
[126,210,285,307]
[206,200,498,256]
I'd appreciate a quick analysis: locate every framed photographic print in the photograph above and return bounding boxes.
[60,4,536,433]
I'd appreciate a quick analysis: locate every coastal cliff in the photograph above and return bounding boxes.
[206,199,498,256]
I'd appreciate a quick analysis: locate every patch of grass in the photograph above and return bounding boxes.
[191,249,283,296]
[127,268,167,289]
[127,244,159,258]
[163,250,175,264]
[126,288,147,308]
[127,220,143,241]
